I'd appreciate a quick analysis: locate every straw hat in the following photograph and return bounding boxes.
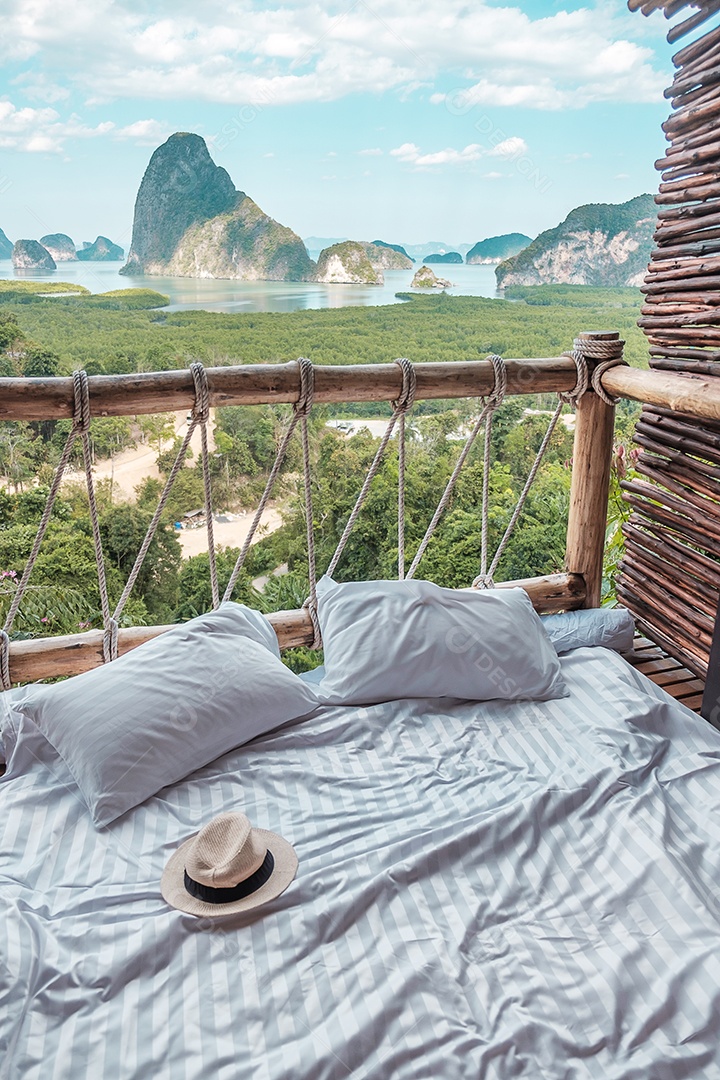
[162,812,298,917]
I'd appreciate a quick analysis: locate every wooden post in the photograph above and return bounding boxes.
[565,331,620,609]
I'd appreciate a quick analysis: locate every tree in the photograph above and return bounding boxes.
[138,413,176,457]
[22,348,61,378]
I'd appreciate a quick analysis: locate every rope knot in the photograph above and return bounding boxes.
[558,350,589,406]
[486,355,507,409]
[294,358,314,417]
[72,370,91,433]
[392,358,416,414]
[591,357,629,407]
[190,362,210,424]
[302,598,322,650]
[103,618,119,663]
[471,574,496,590]
[571,336,625,362]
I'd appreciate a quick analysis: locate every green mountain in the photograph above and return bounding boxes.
[361,242,413,270]
[0,229,13,260]
[121,133,314,281]
[466,233,531,264]
[78,236,124,261]
[496,195,656,287]
[372,240,415,263]
[424,252,463,265]
[12,239,56,270]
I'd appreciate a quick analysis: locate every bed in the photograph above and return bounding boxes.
[3,642,720,1079]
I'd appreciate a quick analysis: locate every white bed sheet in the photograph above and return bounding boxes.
[2,648,720,1079]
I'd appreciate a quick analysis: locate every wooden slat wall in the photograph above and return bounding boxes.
[621,2,720,678]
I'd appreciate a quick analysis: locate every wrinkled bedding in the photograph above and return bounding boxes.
[2,647,720,1079]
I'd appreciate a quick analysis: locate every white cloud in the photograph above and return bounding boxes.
[114,119,170,144]
[390,137,527,168]
[358,148,382,156]
[488,136,528,158]
[1,0,666,111]
[0,99,113,152]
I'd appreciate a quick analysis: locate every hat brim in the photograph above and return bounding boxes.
[161,828,298,918]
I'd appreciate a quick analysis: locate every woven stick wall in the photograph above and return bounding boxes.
[621,1,720,677]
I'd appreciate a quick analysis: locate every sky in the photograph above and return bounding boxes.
[0,0,684,251]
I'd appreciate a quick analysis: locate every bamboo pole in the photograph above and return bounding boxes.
[564,331,618,608]
[668,2,720,45]
[617,586,709,677]
[600,365,720,419]
[623,519,720,588]
[622,552,717,622]
[2,572,586,684]
[672,18,720,66]
[622,491,720,556]
[0,357,580,421]
[4,358,718,427]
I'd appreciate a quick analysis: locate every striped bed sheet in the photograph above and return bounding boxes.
[2,646,720,1079]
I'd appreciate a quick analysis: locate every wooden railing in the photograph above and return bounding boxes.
[3,328,720,684]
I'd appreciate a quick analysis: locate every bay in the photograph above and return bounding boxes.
[0,259,502,314]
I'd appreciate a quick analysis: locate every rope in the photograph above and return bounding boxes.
[0,370,101,687]
[72,372,114,662]
[221,359,311,605]
[393,359,416,579]
[110,376,204,640]
[472,341,622,588]
[190,363,219,609]
[325,358,417,583]
[591,357,628,406]
[558,350,589,406]
[0,630,9,693]
[295,360,322,649]
[570,336,627,407]
[406,355,506,582]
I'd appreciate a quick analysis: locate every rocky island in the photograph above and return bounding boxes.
[12,239,56,270]
[315,241,383,284]
[121,133,314,281]
[0,229,13,260]
[361,243,413,270]
[40,233,78,262]
[78,236,125,261]
[466,233,531,264]
[411,265,452,289]
[496,195,655,287]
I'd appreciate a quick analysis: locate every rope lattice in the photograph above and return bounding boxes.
[0,339,625,684]
[324,358,416,583]
[406,356,506,582]
[107,362,216,659]
[0,363,221,687]
[221,359,316,609]
[1,372,104,688]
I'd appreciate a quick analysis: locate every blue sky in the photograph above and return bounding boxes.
[0,0,681,251]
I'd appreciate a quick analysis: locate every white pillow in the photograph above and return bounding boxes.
[542,607,635,655]
[15,603,319,827]
[314,576,568,705]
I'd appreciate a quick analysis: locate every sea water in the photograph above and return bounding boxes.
[0,259,502,314]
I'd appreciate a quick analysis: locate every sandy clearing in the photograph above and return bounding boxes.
[64,410,215,502]
[59,410,285,558]
[176,507,283,559]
